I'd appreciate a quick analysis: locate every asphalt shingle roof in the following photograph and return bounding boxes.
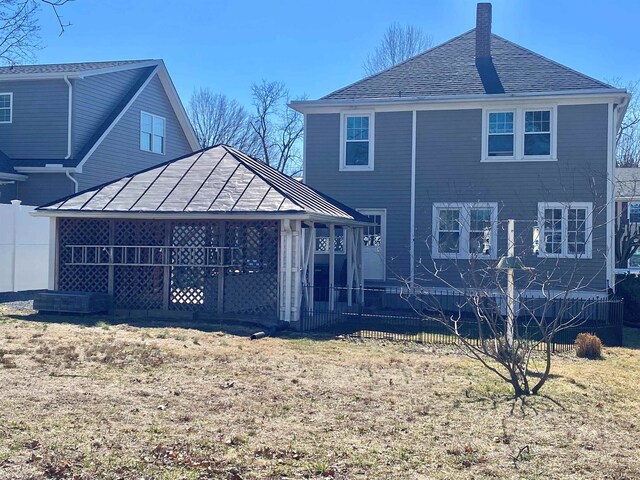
[0,60,155,76]
[37,145,369,223]
[324,30,614,100]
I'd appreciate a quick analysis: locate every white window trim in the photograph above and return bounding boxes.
[339,112,374,171]
[481,106,557,162]
[358,208,387,281]
[628,202,640,223]
[140,111,166,155]
[0,92,13,124]
[537,202,593,259]
[431,202,498,260]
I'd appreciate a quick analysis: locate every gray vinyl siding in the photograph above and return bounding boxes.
[72,68,147,156]
[77,74,193,190]
[14,173,74,206]
[0,182,17,204]
[0,79,68,159]
[305,111,413,282]
[414,104,609,292]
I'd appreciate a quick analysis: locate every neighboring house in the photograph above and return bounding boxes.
[615,167,640,271]
[291,3,630,296]
[0,59,199,206]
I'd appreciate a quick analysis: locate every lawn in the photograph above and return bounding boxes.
[0,307,639,479]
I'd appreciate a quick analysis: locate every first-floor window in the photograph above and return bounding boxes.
[629,203,640,223]
[140,112,165,154]
[538,203,592,258]
[432,203,497,259]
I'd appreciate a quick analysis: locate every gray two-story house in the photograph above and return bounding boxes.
[291,3,630,297]
[0,59,199,206]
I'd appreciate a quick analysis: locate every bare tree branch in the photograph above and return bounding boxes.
[363,23,434,76]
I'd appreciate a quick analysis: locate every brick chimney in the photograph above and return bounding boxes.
[476,3,492,59]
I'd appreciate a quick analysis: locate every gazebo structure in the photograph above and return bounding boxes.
[34,145,369,326]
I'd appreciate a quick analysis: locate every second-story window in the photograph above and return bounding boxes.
[488,111,514,157]
[341,113,374,171]
[483,107,556,161]
[140,112,165,154]
[0,93,12,123]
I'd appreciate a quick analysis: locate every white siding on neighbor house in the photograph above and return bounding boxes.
[72,68,150,157]
[0,202,49,292]
[78,74,193,191]
[0,79,68,159]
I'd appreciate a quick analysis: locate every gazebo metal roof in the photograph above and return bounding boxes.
[35,145,369,225]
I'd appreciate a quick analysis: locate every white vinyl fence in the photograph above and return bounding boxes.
[0,201,50,293]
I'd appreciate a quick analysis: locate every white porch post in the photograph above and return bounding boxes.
[329,223,335,311]
[357,227,364,305]
[346,226,353,307]
[301,222,315,314]
[279,219,294,322]
[291,220,302,323]
[48,217,58,291]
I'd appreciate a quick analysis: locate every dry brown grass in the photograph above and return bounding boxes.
[0,310,639,479]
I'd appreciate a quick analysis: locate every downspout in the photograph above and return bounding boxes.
[63,75,72,160]
[65,169,78,193]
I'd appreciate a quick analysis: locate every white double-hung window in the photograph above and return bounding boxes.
[140,112,166,154]
[537,202,592,258]
[432,203,498,259]
[483,107,556,161]
[340,113,374,171]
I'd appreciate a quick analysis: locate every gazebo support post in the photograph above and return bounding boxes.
[217,221,226,315]
[329,224,335,312]
[162,220,170,310]
[301,222,315,315]
[291,220,302,322]
[346,226,354,307]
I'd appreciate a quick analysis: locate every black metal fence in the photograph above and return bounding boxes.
[298,286,624,349]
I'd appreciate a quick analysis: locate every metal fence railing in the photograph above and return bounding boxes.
[298,286,624,349]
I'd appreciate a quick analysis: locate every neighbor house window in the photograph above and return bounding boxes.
[538,203,592,258]
[629,203,640,223]
[340,113,374,171]
[488,111,514,157]
[0,93,12,123]
[432,203,498,259]
[483,107,556,161]
[140,112,165,154]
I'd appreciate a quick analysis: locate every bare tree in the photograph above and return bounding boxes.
[403,199,612,398]
[0,0,74,66]
[611,78,640,167]
[363,23,434,76]
[250,80,304,175]
[188,87,258,152]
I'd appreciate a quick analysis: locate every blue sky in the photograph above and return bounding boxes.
[35,0,640,107]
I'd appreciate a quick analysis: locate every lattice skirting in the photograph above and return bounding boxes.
[57,218,279,318]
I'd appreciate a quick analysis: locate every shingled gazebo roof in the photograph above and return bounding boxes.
[36,145,369,225]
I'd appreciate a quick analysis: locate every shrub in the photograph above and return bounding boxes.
[575,333,602,359]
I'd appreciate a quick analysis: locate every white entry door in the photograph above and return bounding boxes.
[358,209,386,281]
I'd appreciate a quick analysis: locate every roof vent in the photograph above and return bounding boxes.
[476,2,492,59]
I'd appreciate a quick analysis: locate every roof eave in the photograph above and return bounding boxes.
[0,60,161,81]
[31,210,368,225]
[289,89,629,112]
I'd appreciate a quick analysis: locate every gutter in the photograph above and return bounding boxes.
[289,89,629,112]
[63,75,72,160]
[65,170,78,193]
